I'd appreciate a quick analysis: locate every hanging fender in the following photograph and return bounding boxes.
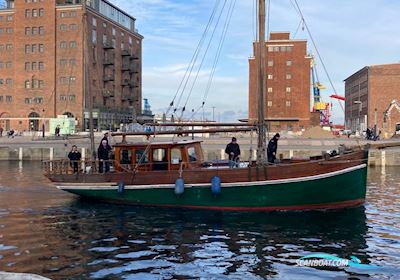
[211,176,221,195]
[175,178,185,195]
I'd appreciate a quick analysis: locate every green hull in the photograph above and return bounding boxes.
[57,164,367,211]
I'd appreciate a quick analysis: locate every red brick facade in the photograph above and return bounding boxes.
[344,64,400,136]
[0,0,142,132]
[249,32,312,131]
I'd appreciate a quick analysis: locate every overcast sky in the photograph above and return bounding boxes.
[111,0,400,123]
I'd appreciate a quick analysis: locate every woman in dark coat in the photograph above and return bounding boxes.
[267,133,280,163]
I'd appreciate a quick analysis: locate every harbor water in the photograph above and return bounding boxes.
[0,162,399,279]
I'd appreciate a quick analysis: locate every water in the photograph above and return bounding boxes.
[0,162,399,280]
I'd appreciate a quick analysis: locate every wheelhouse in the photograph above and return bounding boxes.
[113,140,204,172]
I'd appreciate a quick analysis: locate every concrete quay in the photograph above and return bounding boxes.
[0,134,399,166]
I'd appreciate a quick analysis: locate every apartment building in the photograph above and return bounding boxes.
[0,0,143,132]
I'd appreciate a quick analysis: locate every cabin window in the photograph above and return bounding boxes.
[120,149,132,164]
[135,149,149,163]
[171,148,182,164]
[188,147,197,162]
[152,148,168,170]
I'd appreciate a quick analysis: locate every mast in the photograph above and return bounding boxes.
[83,1,96,160]
[256,0,267,165]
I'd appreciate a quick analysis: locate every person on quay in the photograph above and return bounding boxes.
[98,139,112,173]
[267,133,280,163]
[225,137,241,168]
[68,145,82,173]
[55,125,60,137]
[0,126,3,137]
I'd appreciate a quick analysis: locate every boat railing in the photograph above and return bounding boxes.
[42,159,117,175]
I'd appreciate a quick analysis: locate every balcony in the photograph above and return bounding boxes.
[103,41,114,49]
[102,89,115,97]
[121,79,129,86]
[103,74,115,82]
[121,49,131,56]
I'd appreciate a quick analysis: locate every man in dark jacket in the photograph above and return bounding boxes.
[225,137,241,168]
[267,133,280,163]
[98,139,112,173]
[68,145,81,173]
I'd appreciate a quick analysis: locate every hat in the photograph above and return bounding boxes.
[275,133,280,138]
[232,137,237,142]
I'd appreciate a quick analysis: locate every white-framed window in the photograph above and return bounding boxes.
[267,74,273,80]
[286,60,292,66]
[286,101,291,107]
[267,60,273,67]
[286,87,291,93]
[286,74,292,80]
[267,87,273,93]
[267,101,272,107]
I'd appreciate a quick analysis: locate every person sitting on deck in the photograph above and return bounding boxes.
[267,133,280,163]
[68,145,82,173]
[225,137,241,168]
[98,139,112,173]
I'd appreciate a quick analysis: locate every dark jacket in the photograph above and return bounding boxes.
[68,151,81,161]
[225,142,240,160]
[267,137,279,156]
[98,143,112,160]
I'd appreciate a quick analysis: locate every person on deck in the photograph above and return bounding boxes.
[225,137,241,168]
[102,132,109,144]
[98,139,112,173]
[68,145,81,173]
[267,133,280,163]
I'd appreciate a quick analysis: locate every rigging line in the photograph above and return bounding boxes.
[173,0,221,116]
[292,18,303,38]
[178,0,229,120]
[202,0,236,105]
[165,0,221,116]
[291,0,338,94]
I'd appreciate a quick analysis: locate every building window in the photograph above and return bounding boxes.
[60,41,67,48]
[0,62,4,68]
[69,95,76,102]
[25,27,31,35]
[267,60,273,67]
[267,74,273,80]
[286,87,291,93]
[273,46,279,52]
[35,97,43,104]
[111,38,115,48]
[102,22,107,28]
[0,28,3,33]
[287,46,292,52]
[60,59,67,67]
[70,11,77,17]
[32,79,38,88]
[286,74,292,80]
[25,62,30,71]
[39,26,44,35]
[59,77,67,84]
[7,15,12,21]
[6,28,12,33]
[129,36,132,46]
[6,44,12,51]
[25,98,33,104]
[70,76,76,83]
[25,45,31,54]
[25,80,30,88]
[267,87,273,93]
[69,41,77,48]
[102,34,107,44]
[92,29,97,44]
[286,60,292,66]
[39,44,44,52]
[5,96,12,103]
[60,95,67,101]
[112,27,116,37]
[280,46,287,52]
[267,101,272,107]
[32,27,38,35]
[60,12,67,18]
[32,9,38,17]
[286,101,291,107]
[60,24,67,31]
[25,9,31,18]
[39,9,44,17]
[39,80,44,88]
[69,59,76,66]
[0,79,3,85]
[31,62,37,70]
[268,46,273,52]
[32,44,37,53]
[5,61,11,68]
[69,24,77,31]
[39,62,44,71]
[92,17,97,27]
[0,45,3,51]
[6,79,12,85]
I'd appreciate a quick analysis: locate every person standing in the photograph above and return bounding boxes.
[0,126,3,137]
[98,139,112,173]
[68,145,82,173]
[55,125,60,137]
[225,137,241,168]
[102,132,109,144]
[267,133,280,163]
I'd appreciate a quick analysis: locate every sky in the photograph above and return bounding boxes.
[110,0,400,123]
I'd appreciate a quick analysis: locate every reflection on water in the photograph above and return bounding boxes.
[0,161,399,279]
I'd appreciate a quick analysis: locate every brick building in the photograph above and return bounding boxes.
[249,32,314,131]
[0,0,142,132]
[344,64,400,136]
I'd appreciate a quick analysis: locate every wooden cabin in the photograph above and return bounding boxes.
[113,140,204,172]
